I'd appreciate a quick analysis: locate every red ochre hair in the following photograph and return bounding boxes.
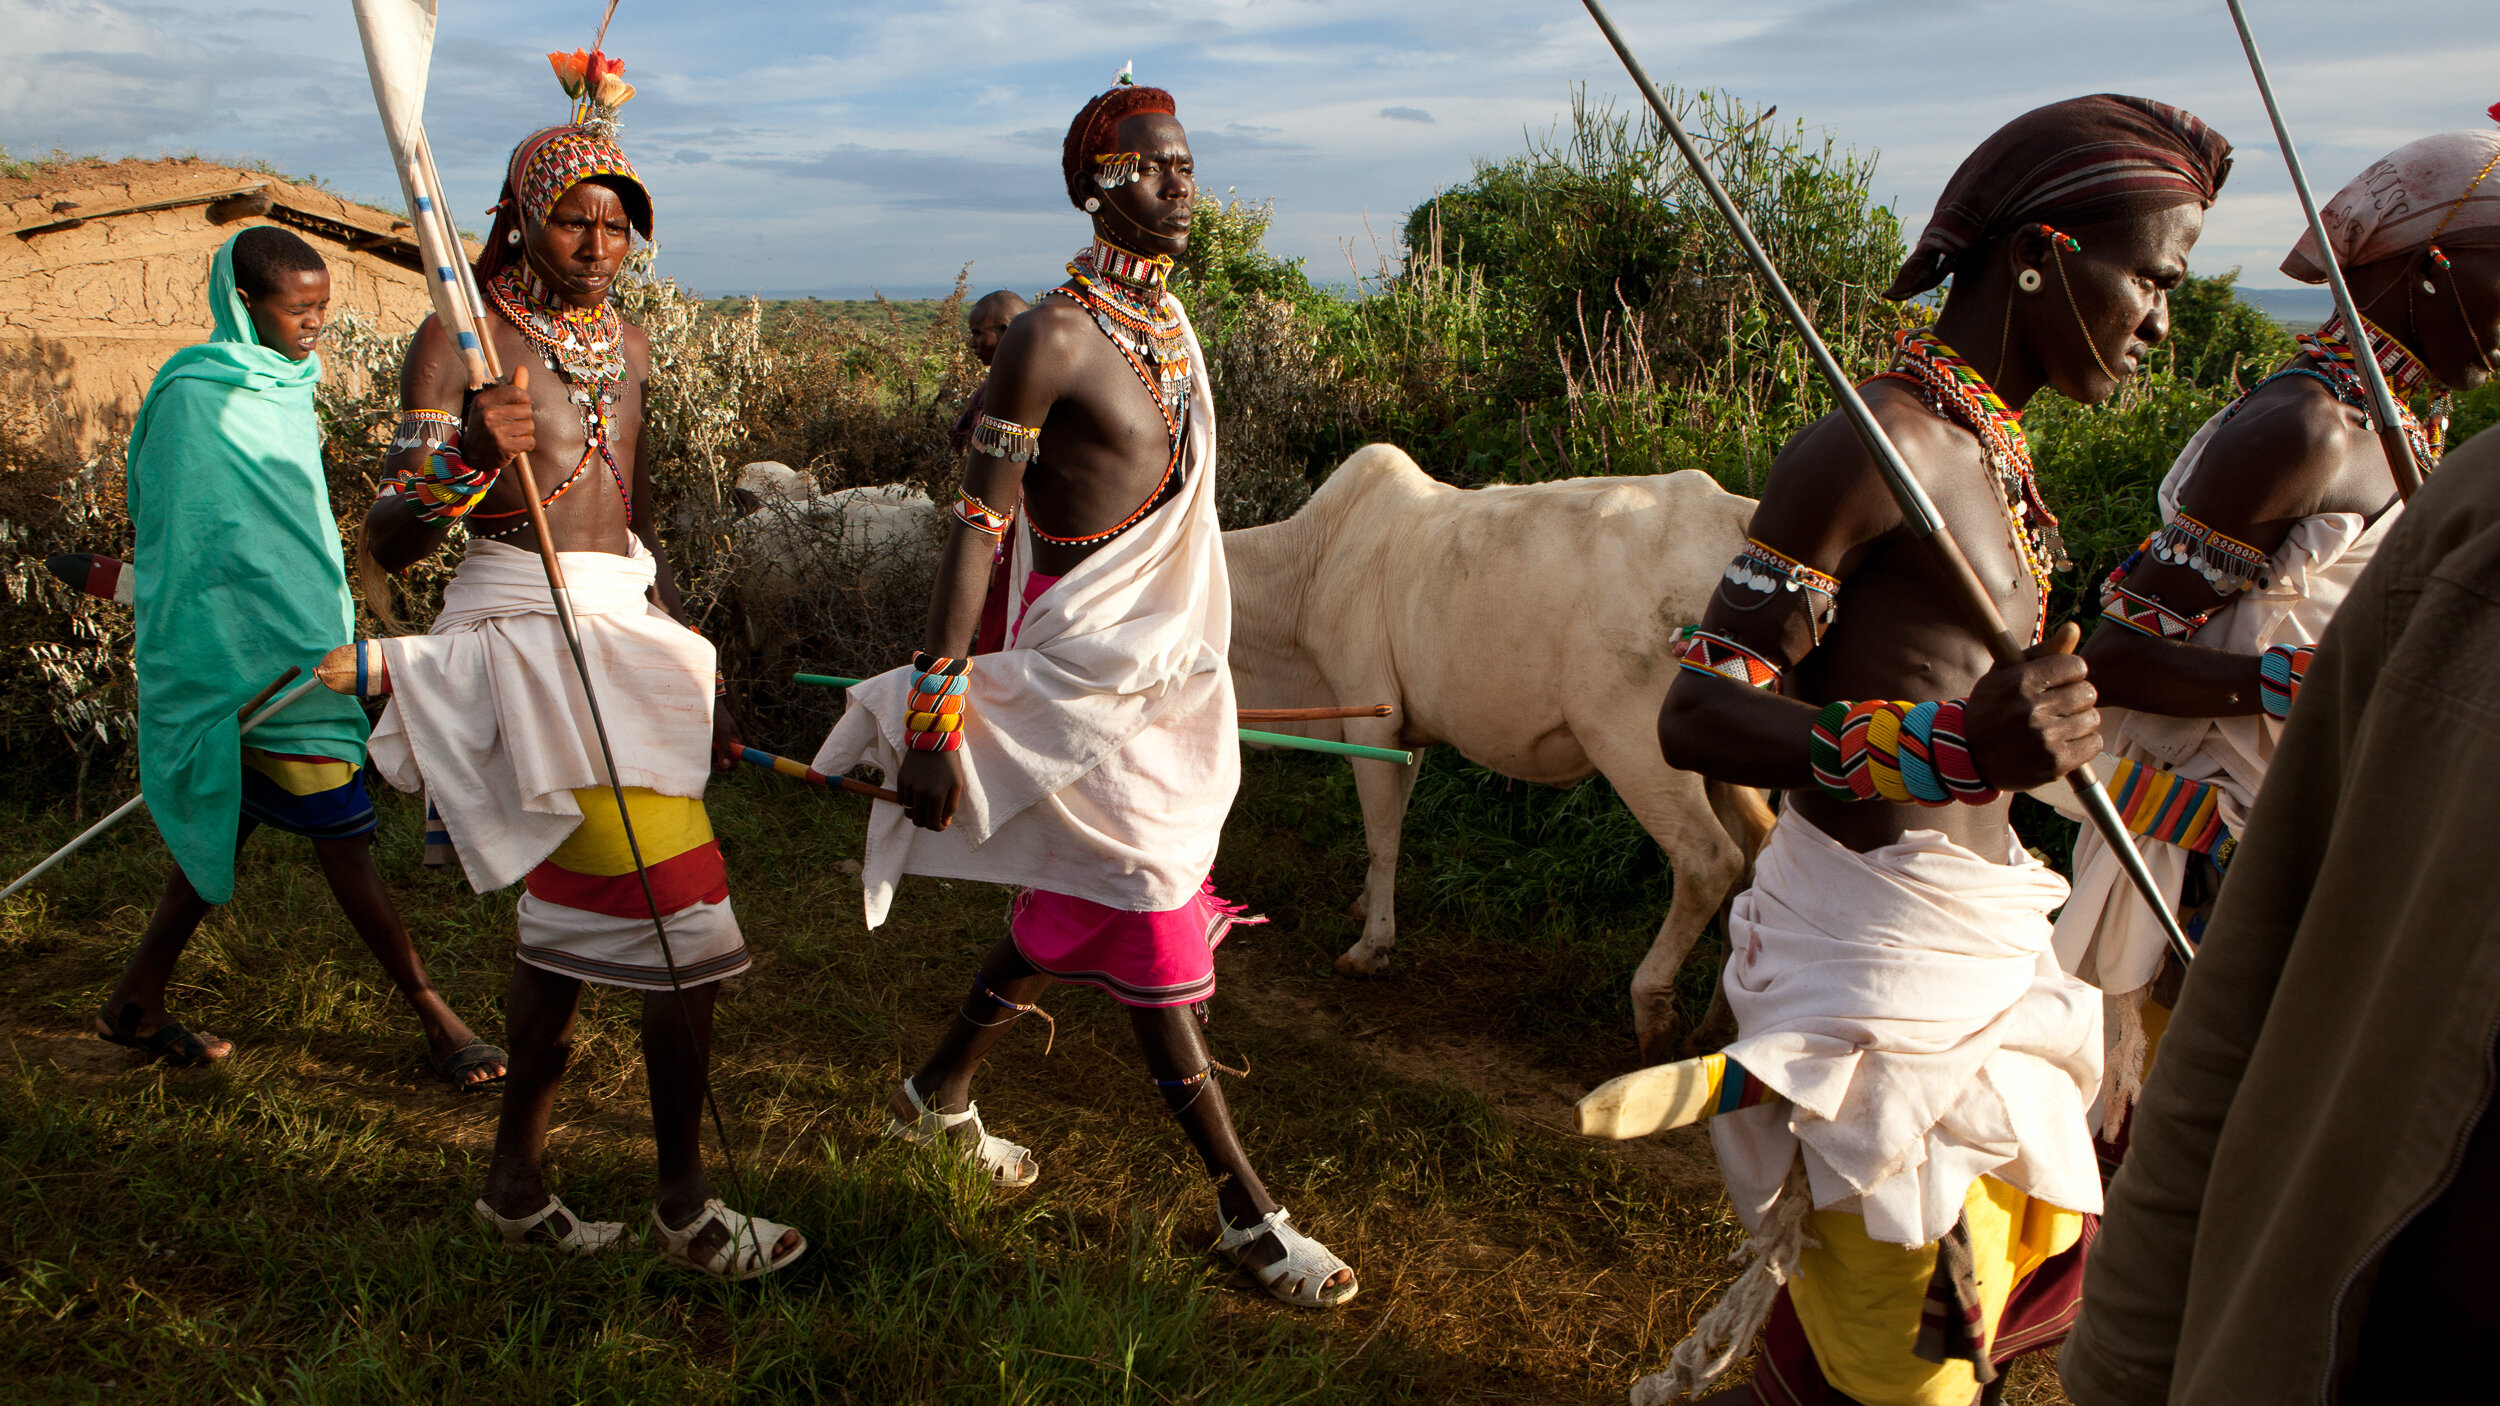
[1062,84,1177,210]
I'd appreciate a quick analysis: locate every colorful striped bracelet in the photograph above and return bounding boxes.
[1810,697,1997,806]
[2258,643,2312,721]
[907,652,971,753]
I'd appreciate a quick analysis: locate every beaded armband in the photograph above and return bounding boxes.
[953,490,1014,536]
[1719,539,1841,641]
[1809,698,1998,807]
[2098,558,2213,641]
[907,652,971,753]
[2258,643,2313,721]
[970,414,1041,463]
[400,446,500,524]
[390,408,464,454]
[2149,512,2270,594]
[1672,627,1783,690]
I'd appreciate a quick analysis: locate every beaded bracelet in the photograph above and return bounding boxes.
[1671,627,1783,690]
[907,652,971,752]
[1810,698,1998,806]
[2258,643,2313,721]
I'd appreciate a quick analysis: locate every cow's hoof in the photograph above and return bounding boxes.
[1333,949,1388,978]
[1633,1005,1681,1066]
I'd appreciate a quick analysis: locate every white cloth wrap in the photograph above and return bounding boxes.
[1712,812,2104,1249]
[2047,407,2395,997]
[813,306,1237,928]
[368,537,719,894]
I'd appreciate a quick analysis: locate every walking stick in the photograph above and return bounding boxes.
[2225,0,2423,500]
[1577,0,2198,969]
[2,668,319,903]
[353,0,762,1256]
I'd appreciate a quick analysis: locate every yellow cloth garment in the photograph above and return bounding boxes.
[1787,1175,2085,1406]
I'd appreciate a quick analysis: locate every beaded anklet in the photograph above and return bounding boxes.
[963,983,1054,1054]
[1809,698,1997,806]
[908,653,971,752]
[2258,643,2313,721]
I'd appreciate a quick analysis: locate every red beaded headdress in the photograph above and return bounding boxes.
[1062,62,1177,210]
[473,50,651,283]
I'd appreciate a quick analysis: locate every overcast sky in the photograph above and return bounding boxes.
[5,0,2493,299]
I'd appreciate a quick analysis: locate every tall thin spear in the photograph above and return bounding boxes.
[2226,0,2424,500]
[1576,0,2198,969]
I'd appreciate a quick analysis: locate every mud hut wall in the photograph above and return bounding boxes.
[2,162,439,458]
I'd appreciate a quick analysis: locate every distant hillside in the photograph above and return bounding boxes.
[703,296,954,346]
[2234,285,2331,329]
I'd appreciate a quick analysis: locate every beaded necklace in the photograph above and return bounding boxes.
[1879,328,2066,643]
[2290,314,2440,467]
[1056,239,1193,428]
[481,262,632,527]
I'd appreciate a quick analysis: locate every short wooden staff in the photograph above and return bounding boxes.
[791,674,1419,766]
[737,747,903,804]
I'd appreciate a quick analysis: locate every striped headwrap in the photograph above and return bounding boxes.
[1887,94,2233,301]
[475,124,653,283]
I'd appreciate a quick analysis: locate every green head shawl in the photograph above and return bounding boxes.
[125,231,370,903]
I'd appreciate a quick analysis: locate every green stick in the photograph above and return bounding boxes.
[791,674,1418,766]
[1236,729,1415,765]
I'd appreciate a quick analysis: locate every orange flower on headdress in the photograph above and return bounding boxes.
[549,49,634,110]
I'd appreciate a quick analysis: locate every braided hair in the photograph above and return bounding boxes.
[1061,82,1177,210]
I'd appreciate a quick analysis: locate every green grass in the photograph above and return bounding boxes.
[0,756,1790,1404]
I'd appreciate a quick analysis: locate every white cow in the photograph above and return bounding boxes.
[730,462,941,671]
[1225,444,1774,1059]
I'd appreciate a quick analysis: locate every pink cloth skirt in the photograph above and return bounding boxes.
[1010,878,1262,1007]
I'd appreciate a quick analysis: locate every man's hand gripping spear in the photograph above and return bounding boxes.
[1571,0,2198,1139]
[347,0,759,1250]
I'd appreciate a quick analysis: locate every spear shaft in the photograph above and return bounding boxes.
[1576,0,2196,968]
[2225,0,2422,499]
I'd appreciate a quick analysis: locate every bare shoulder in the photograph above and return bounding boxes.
[621,319,652,377]
[2181,372,2358,526]
[1749,380,1966,571]
[998,294,1092,356]
[985,293,1092,411]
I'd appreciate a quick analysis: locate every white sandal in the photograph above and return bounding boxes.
[649,1198,807,1281]
[884,1076,1038,1188]
[470,1196,626,1256]
[1216,1206,1359,1309]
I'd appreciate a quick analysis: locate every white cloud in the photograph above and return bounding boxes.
[5,0,2492,297]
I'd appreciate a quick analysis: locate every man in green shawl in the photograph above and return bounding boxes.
[95,226,505,1088]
